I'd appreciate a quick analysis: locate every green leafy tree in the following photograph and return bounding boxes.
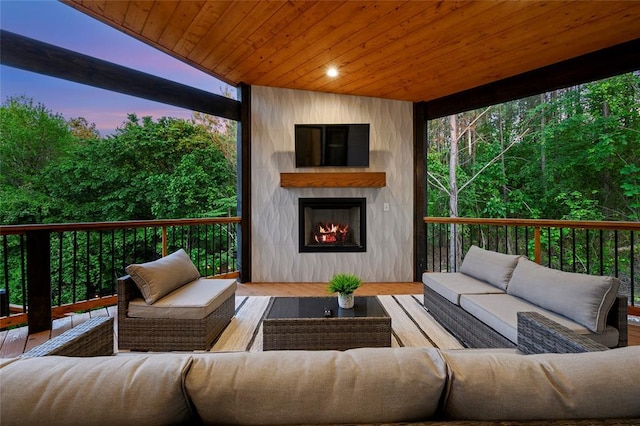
[0,96,75,224]
[47,114,237,221]
[528,74,640,220]
[427,72,640,222]
[1,100,239,306]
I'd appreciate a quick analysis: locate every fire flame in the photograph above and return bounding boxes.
[313,223,349,244]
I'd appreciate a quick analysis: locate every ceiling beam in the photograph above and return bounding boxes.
[0,30,241,122]
[424,38,640,120]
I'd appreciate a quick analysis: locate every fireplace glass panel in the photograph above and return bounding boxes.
[299,198,366,253]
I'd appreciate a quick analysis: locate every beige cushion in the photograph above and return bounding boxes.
[507,257,620,333]
[0,358,19,367]
[185,347,447,425]
[128,278,236,319]
[423,272,505,305]
[126,249,200,304]
[441,346,640,421]
[0,354,194,426]
[459,245,521,290]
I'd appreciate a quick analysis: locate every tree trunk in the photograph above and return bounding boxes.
[499,107,507,206]
[540,93,546,192]
[449,114,459,270]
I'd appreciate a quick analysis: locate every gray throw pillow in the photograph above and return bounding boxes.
[459,245,521,290]
[507,257,620,333]
[126,249,200,304]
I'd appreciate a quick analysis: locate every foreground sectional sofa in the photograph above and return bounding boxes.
[423,245,627,349]
[1,345,639,425]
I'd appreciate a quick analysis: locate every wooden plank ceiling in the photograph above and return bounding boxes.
[63,1,640,103]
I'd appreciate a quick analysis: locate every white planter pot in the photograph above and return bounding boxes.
[338,293,355,309]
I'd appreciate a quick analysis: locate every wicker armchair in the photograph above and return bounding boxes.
[117,275,235,351]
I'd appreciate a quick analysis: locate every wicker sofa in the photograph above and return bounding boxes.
[118,249,237,351]
[423,245,627,350]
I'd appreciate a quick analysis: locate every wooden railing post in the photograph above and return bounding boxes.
[26,229,51,333]
[534,226,541,264]
[161,226,168,257]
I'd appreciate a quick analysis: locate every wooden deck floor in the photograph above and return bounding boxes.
[1,282,638,357]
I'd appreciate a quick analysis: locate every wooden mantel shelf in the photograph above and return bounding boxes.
[280,172,386,188]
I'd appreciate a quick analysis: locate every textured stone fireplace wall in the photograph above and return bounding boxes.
[251,86,413,282]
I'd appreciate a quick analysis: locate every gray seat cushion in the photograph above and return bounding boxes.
[459,293,619,347]
[128,278,237,320]
[423,272,504,305]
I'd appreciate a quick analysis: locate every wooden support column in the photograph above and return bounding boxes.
[26,230,52,333]
[237,83,252,282]
[413,102,427,281]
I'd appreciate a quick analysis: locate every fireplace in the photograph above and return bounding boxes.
[299,198,366,253]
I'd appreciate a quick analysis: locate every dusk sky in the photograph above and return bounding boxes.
[0,0,233,135]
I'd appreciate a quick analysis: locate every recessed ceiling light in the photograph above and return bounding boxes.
[327,67,338,78]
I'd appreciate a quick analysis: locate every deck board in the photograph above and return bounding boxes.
[0,326,28,358]
[629,322,640,345]
[51,316,73,338]
[377,295,435,348]
[212,296,270,352]
[395,295,464,350]
[23,330,51,352]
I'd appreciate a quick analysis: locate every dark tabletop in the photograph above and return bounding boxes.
[265,296,388,319]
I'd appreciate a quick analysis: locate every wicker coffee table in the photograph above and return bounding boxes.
[262,296,391,351]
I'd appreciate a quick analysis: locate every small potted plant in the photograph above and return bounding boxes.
[327,273,362,309]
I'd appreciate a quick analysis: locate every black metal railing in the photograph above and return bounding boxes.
[1,218,240,330]
[425,217,639,310]
[3,216,637,331]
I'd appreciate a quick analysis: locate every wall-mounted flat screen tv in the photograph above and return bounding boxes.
[295,123,370,167]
